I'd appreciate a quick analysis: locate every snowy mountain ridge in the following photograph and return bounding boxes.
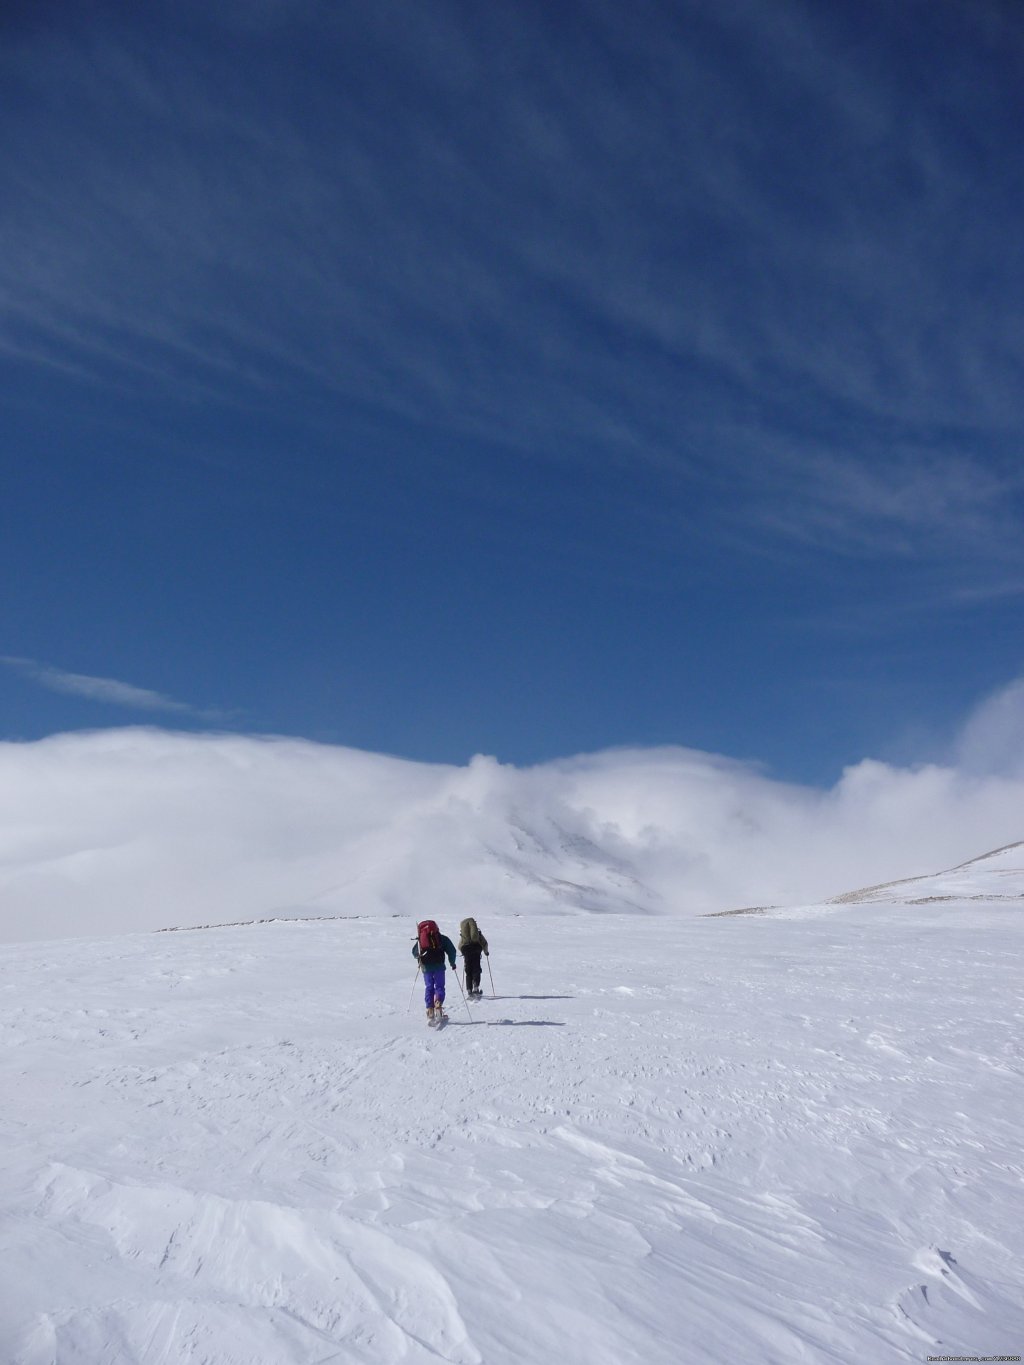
[161,839,1024,935]
[828,839,1024,907]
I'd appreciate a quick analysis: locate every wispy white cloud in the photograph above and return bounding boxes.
[1,656,219,719]
[729,437,1024,561]
[955,677,1024,778]
[950,580,1024,605]
[1,0,1021,577]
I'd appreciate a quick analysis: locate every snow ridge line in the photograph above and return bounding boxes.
[828,839,1024,905]
[154,913,407,934]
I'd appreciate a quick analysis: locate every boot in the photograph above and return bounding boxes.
[426,1006,435,1025]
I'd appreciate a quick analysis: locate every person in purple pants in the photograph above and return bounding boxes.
[412,920,457,1024]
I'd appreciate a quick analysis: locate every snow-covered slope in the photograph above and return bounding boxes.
[3,860,1023,1363]
[829,840,1024,907]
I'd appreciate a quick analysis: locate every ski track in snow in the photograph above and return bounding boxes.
[2,902,1023,1364]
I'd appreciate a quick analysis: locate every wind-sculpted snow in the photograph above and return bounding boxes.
[2,888,1022,1363]
[4,728,1024,941]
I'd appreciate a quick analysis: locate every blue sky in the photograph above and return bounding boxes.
[2,0,1023,783]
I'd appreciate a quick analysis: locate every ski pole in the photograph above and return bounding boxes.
[451,961,473,1022]
[486,953,495,999]
[407,960,421,1013]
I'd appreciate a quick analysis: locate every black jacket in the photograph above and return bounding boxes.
[413,934,456,971]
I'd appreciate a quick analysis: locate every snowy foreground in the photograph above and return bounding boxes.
[3,870,1024,1363]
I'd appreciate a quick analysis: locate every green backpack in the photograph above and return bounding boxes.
[460,917,480,945]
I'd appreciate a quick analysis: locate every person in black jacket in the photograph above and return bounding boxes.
[458,917,489,999]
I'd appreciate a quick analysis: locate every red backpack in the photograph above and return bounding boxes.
[417,920,441,955]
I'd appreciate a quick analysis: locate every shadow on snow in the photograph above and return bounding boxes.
[487,994,575,1001]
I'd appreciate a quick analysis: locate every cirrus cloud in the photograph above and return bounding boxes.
[1,656,223,720]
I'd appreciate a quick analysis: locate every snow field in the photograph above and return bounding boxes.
[2,902,1023,1363]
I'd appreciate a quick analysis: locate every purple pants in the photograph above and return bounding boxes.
[423,967,446,1007]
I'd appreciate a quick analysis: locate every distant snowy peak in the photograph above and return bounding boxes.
[948,839,1024,871]
[265,804,662,926]
[829,841,1024,907]
[487,811,658,915]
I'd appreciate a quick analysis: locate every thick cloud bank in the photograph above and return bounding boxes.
[2,700,1023,942]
